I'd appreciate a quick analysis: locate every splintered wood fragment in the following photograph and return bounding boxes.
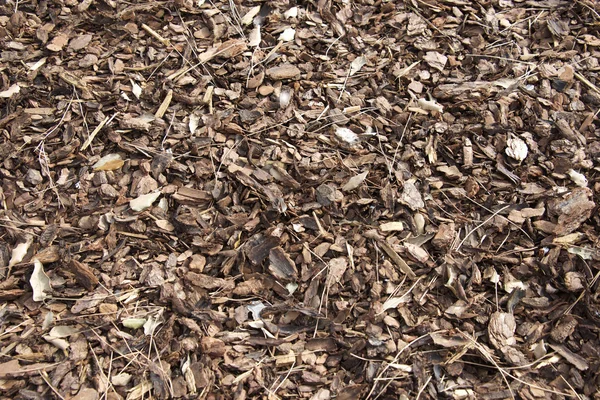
[203,86,214,114]
[377,241,417,279]
[496,156,520,183]
[186,272,235,290]
[379,221,404,232]
[58,71,92,98]
[203,86,214,104]
[270,165,300,189]
[58,71,87,89]
[548,187,595,235]
[312,211,334,241]
[141,23,170,46]
[343,105,361,114]
[172,187,212,204]
[432,81,500,100]
[67,259,99,291]
[155,89,173,119]
[116,231,149,239]
[275,350,296,366]
[0,360,58,378]
[24,108,55,115]
[549,343,588,371]
[0,288,26,301]
[463,138,473,167]
[305,338,337,352]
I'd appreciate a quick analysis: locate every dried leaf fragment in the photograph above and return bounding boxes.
[155,219,174,231]
[567,169,587,187]
[9,238,32,268]
[143,313,163,336]
[30,259,51,302]
[334,127,359,145]
[0,83,20,98]
[130,191,161,212]
[284,7,298,19]
[342,171,368,191]
[381,294,410,312]
[349,55,367,76]
[567,246,599,260]
[379,221,404,232]
[248,25,261,47]
[279,27,295,42]
[43,335,69,350]
[423,51,447,71]
[92,153,124,171]
[131,80,142,99]
[241,5,261,25]
[326,257,348,287]
[123,318,147,329]
[49,325,78,338]
[268,247,298,281]
[398,180,424,211]
[68,34,92,51]
[430,331,470,347]
[112,373,133,386]
[126,380,153,400]
[266,64,301,80]
[416,98,443,113]
[505,135,528,162]
[47,33,69,51]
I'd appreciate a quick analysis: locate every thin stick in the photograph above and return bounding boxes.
[161,112,176,150]
[575,71,600,95]
[365,332,431,400]
[272,360,295,395]
[460,332,573,397]
[39,370,66,400]
[81,113,117,151]
[142,23,170,46]
[455,205,510,251]
[466,54,536,65]
[415,375,432,400]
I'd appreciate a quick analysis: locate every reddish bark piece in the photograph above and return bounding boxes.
[67,259,99,291]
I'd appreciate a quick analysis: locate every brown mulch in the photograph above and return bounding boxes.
[1,0,600,398]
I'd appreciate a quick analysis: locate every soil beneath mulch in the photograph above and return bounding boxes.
[1,0,600,399]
